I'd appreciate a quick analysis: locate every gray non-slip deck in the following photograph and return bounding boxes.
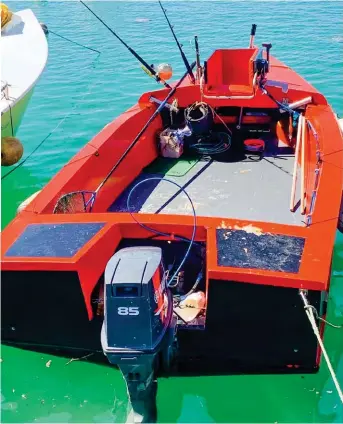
[109,149,304,226]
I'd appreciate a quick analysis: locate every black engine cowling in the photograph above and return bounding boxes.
[101,246,176,423]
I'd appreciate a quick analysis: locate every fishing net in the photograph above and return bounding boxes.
[53,191,95,214]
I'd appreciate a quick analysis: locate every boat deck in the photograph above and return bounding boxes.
[109,138,304,227]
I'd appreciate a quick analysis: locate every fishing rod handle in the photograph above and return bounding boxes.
[251,24,257,36]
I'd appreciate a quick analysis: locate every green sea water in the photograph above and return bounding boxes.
[1,1,343,422]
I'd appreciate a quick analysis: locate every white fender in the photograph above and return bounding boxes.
[17,190,41,214]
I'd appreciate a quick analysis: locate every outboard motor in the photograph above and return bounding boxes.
[101,246,176,423]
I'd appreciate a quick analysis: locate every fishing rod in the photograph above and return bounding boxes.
[194,35,201,81]
[158,0,196,84]
[90,62,196,204]
[54,64,195,214]
[249,24,257,48]
[95,63,195,194]
[79,0,171,89]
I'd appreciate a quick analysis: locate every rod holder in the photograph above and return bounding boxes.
[262,43,272,66]
[280,96,312,113]
[149,96,179,113]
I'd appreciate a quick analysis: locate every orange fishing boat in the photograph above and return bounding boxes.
[2,11,343,422]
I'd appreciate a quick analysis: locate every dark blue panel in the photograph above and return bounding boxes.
[216,229,305,273]
[5,223,105,258]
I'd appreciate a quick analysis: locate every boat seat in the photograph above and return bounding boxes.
[204,48,258,97]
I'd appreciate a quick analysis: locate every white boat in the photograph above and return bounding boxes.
[1,6,48,164]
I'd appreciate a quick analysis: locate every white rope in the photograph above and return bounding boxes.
[199,74,205,103]
[299,290,343,404]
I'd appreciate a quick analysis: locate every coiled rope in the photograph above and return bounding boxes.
[185,100,232,156]
[190,132,231,155]
[299,290,343,404]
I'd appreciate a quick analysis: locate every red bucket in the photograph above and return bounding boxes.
[243,138,265,153]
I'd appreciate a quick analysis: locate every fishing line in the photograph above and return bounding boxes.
[158,0,195,84]
[79,0,171,89]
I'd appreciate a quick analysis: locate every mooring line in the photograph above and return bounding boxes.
[49,29,101,54]
[299,290,343,404]
[2,54,101,181]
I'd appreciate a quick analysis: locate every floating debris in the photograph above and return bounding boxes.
[46,360,52,368]
[21,394,27,399]
[135,18,150,23]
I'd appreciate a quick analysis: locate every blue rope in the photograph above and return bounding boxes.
[126,177,197,287]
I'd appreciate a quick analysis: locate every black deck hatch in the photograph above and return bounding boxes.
[216,229,305,273]
[5,223,105,258]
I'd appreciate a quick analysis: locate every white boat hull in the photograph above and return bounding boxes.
[1,8,48,137]
[1,86,34,137]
